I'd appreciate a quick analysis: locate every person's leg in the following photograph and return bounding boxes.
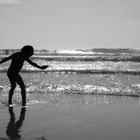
[16,74,26,106]
[7,74,16,105]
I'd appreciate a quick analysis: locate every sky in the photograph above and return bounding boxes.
[0,0,140,50]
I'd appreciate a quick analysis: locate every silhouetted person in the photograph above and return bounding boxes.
[6,107,26,140]
[0,45,49,106]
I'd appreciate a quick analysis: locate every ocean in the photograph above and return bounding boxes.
[0,49,140,106]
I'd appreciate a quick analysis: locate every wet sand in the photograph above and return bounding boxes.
[0,95,140,140]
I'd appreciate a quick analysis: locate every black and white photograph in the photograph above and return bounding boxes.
[0,0,140,139]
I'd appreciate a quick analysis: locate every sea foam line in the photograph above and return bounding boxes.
[1,84,140,97]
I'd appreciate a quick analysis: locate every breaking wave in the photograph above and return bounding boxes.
[31,54,140,62]
[1,82,140,98]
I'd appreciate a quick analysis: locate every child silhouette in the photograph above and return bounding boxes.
[0,45,49,107]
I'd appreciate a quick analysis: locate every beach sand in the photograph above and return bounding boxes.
[0,95,140,140]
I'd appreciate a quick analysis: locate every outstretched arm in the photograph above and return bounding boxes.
[0,55,12,64]
[26,59,49,69]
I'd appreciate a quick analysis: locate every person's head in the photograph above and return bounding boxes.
[21,45,34,57]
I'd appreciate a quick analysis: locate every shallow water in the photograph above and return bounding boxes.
[0,73,140,106]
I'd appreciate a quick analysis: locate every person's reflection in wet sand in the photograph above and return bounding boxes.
[6,107,26,140]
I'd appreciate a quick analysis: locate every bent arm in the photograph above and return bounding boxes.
[0,56,12,64]
[27,59,49,70]
[26,59,42,69]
